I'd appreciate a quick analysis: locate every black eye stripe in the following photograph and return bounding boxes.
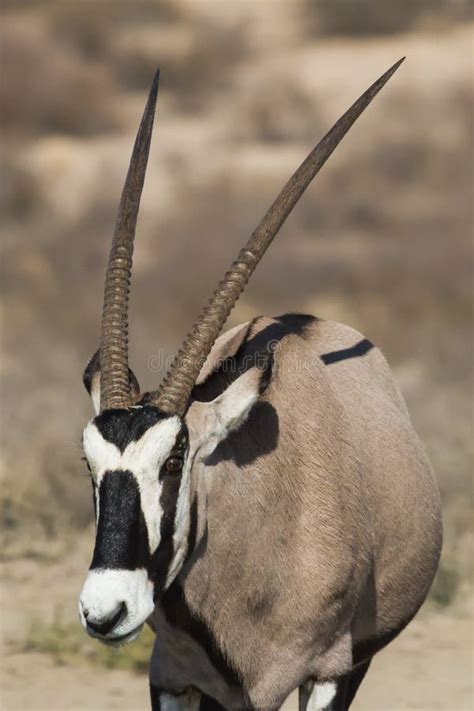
[151,464,182,590]
[158,423,189,481]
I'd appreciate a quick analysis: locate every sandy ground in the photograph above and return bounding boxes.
[1,543,472,711]
[1,605,473,711]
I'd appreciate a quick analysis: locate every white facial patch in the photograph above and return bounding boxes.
[83,415,182,554]
[79,568,154,643]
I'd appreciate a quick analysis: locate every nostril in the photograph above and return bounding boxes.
[86,602,126,637]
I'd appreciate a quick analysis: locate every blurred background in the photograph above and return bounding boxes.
[1,1,472,709]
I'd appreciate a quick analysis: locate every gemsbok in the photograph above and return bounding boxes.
[78,60,442,710]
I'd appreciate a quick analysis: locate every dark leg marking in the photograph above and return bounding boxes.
[199,693,226,711]
[345,658,371,709]
[319,658,371,711]
[150,683,161,711]
[161,582,241,691]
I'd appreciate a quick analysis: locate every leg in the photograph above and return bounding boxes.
[299,658,372,711]
[199,693,226,711]
[299,680,338,711]
[150,685,201,711]
[345,658,371,708]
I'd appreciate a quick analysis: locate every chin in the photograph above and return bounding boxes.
[97,624,144,648]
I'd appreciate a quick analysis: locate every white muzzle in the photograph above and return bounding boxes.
[79,568,154,645]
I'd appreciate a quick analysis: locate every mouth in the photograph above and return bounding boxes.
[88,623,144,647]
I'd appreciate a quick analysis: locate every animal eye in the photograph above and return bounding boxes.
[164,456,183,475]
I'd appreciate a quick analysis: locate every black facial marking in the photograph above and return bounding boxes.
[150,475,180,589]
[90,470,149,570]
[88,413,190,586]
[151,424,189,591]
[186,497,199,560]
[93,406,169,453]
[321,338,374,365]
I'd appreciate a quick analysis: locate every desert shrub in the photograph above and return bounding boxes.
[301,0,471,36]
[46,0,180,61]
[0,18,120,136]
[20,610,154,672]
[109,17,248,108]
[3,0,247,104]
[0,151,43,219]
[231,80,324,144]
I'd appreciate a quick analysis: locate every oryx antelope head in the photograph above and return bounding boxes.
[78,61,404,646]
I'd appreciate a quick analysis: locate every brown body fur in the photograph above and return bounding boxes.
[150,314,442,709]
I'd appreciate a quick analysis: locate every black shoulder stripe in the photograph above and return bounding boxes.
[321,338,374,365]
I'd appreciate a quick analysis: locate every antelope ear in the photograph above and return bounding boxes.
[83,350,140,415]
[196,321,252,385]
[186,356,272,457]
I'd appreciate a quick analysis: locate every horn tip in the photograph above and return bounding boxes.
[149,68,160,102]
[152,68,160,88]
[392,56,406,71]
[383,56,406,81]
[367,56,405,100]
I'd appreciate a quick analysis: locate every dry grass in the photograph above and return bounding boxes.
[18,611,155,673]
[299,0,471,36]
[0,18,120,136]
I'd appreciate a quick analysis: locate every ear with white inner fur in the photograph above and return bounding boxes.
[195,321,251,385]
[83,350,140,415]
[186,363,271,458]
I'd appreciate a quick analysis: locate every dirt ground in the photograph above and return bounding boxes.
[1,543,472,711]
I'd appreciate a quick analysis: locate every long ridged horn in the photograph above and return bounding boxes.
[152,58,404,416]
[99,70,159,411]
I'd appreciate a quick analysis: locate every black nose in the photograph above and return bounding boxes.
[84,602,126,636]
